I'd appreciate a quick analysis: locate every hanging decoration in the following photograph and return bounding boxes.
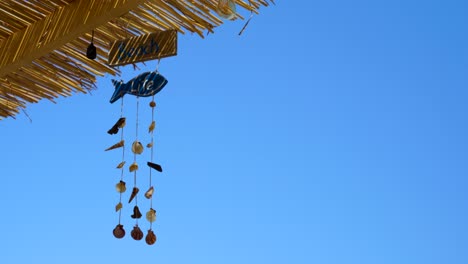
[105,30,176,246]
[86,30,97,60]
[106,69,167,245]
[217,0,237,20]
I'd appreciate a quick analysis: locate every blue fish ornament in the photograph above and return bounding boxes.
[109,71,168,104]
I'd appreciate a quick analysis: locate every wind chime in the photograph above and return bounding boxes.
[105,66,167,245]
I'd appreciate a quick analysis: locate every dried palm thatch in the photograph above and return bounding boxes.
[0,0,272,119]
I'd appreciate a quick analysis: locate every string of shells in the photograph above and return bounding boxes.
[106,97,162,245]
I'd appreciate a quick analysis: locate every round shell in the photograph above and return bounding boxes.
[113,224,125,239]
[145,230,157,245]
[217,0,236,20]
[131,225,144,240]
[146,208,157,223]
[132,141,144,155]
[150,101,156,108]
[115,181,126,193]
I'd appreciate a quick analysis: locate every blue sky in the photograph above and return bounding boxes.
[1,1,468,263]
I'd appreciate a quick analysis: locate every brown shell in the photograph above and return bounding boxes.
[128,187,139,203]
[148,121,155,133]
[129,162,138,172]
[131,205,142,219]
[131,225,144,240]
[113,224,125,239]
[115,202,123,212]
[145,229,157,245]
[150,101,156,108]
[116,161,126,169]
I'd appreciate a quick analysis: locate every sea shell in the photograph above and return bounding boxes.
[113,224,125,239]
[105,140,124,151]
[217,0,236,20]
[116,180,126,193]
[107,117,126,135]
[145,229,157,245]
[146,142,153,148]
[129,162,138,172]
[131,141,144,155]
[131,205,142,219]
[128,187,139,203]
[119,119,126,128]
[144,186,154,199]
[148,121,155,133]
[146,208,156,223]
[115,202,123,212]
[131,225,144,240]
[150,101,156,108]
[116,161,126,169]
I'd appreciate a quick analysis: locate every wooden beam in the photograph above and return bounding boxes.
[0,0,146,78]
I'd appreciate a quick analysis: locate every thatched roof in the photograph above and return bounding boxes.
[0,0,271,119]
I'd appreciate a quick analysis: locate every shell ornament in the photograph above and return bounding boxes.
[106,71,167,245]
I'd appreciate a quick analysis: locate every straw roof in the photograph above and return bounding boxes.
[0,0,271,119]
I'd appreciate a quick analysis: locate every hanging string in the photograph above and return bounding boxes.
[149,95,156,229]
[134,96,140,225]
[156,59,161,72]
[118,96,125,224]
[149,59,160,229]
[238,1,254,36]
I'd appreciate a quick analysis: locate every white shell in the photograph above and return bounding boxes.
[146,208,157,223]
[132,141,144,154]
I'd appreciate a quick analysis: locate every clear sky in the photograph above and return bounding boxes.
[1,1,468,263]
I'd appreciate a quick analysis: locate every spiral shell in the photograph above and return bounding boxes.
[105,140,124,151]
[128,187,139,203]
[115,180,126,193]
[131,225,144,240]
[145,229,157,245]
[131,141,144,155]
[146,208,157,223]
[113,224,125,239]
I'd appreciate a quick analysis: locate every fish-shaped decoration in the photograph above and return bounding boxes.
[109,71,168,104]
